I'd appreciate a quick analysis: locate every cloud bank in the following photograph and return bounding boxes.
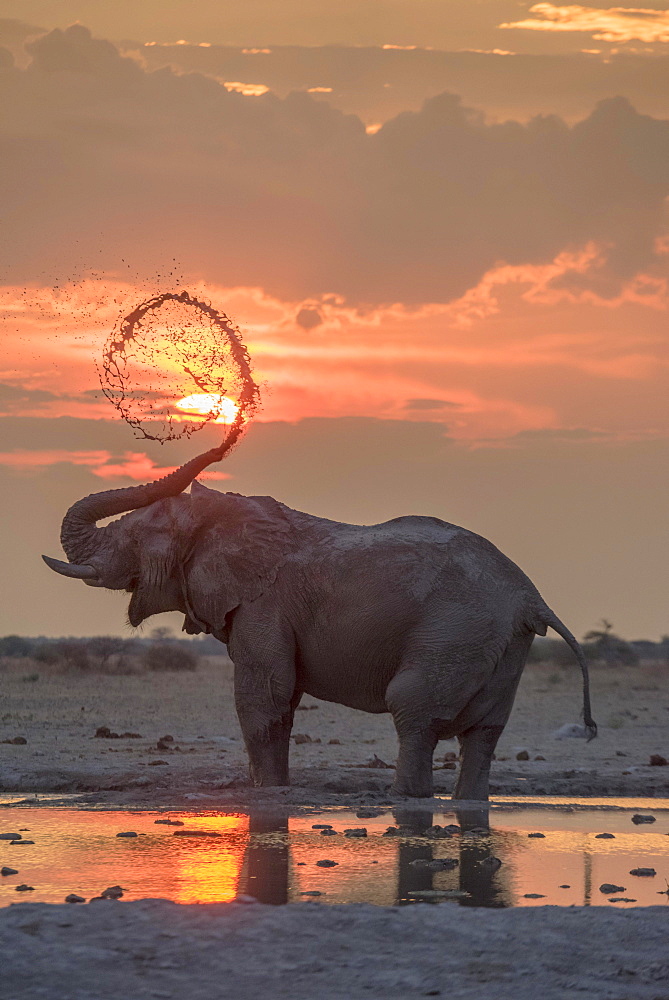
[134,40,669,126]
[2,25,669,308]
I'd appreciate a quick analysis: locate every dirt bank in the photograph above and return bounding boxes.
[1,658,668,807]
[2,898,668,1000]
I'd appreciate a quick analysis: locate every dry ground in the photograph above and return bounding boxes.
[2,899,669,1000]
[2,656,668,806]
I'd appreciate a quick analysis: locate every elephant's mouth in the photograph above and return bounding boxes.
[127,586,148,628]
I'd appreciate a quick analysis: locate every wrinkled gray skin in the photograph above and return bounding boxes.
[44,446,596,799]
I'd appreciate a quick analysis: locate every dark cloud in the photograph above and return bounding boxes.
[510,427,609,442]
[2,25,669,306]
[0,17,44,58]
[295,306,323,330]
[0,382,59,405]
[404,398,460,410]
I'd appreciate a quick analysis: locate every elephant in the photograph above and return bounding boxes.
[43,444,596,799]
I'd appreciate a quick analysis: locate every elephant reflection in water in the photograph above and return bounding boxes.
[393,807,512,909]
[241,810,291,905]
[237,808,512,908]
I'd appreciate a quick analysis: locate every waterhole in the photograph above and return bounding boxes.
[1,798,667,908]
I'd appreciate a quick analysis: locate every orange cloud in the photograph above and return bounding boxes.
[0,448,230,480]
[2,238,668,446]
[500,4,669,44]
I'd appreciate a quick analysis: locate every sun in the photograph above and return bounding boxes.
[175,393,239,422]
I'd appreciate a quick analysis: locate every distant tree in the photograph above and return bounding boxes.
[85,636,127,671]
[583,620,638,667]
[150,626,174,641]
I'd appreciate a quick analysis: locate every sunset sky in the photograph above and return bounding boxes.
[1,2,667,638]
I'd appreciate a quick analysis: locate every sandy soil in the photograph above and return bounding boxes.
[1,656,668,806]
[2,898,668,1000]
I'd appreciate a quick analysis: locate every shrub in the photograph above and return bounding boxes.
[0,635,34,658]
[33,640,91,671]
[31,637,141,673]
[141,642,199,672]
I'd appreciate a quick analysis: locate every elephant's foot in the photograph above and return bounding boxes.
[249,756,290,787]
[251,775,290,788]
[390,777,434,798]
[453,724,503,802]
[391,733,437,798]
[246,737,291,788]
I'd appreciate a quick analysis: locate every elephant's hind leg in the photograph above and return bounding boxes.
[386,669,440,798]
[453,724,504,802]
[453,631,534,802]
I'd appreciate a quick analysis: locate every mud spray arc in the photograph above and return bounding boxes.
[98,290,261,451]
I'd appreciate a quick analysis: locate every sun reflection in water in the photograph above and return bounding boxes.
[170,815,248,904]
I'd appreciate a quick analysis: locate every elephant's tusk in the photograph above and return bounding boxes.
[42,555,99,581]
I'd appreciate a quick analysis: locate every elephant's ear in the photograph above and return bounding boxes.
[183,481,295,632]
[127,498,189,627]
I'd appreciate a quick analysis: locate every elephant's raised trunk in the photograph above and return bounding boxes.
[60,429,241,563]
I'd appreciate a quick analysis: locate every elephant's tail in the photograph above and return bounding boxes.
[539,609,597,741]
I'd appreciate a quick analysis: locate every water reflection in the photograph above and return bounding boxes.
[245,811,289,905]
[0,803,667,909]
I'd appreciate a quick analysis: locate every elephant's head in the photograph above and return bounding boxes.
[42,446,294,634]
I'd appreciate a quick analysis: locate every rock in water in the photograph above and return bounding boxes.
[316,860,338,867]
[101,886,124,899]
[116,832,138,838]
[65,894,86,903]
[0,834,21,841]
[599,883,626,894]
[410,858,458,871]
[629,868,656,877]
[631,814,656,824]
[1,867,19,876]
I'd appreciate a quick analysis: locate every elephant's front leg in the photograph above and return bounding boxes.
[233,657,299,787]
